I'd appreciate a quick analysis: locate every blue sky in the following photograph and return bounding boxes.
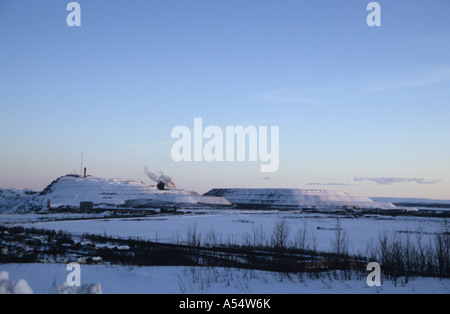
[1,0,449,198]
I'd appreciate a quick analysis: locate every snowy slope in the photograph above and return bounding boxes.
[16,175,231,212]
[205,188,401,211]
[371,197,450,211]
[371,197,450,204]
[0,189,37,213]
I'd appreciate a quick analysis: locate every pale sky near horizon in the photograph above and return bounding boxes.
[1,0,450,198]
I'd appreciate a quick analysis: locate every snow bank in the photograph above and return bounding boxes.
[58,282,102,294]
[0,271,33,294]
[0,270,102,294]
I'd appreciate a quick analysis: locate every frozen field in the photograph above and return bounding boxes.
[1,209,446,255]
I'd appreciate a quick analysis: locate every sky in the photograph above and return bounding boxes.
[1,0,449,198]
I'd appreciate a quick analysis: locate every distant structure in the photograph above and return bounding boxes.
[157,182,165,191]
[80,153,83,178]
[80,201,93,213]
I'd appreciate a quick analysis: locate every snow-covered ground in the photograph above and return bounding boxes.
[1,263,449,294]
[4,210,445,255]
[1,209,449,294]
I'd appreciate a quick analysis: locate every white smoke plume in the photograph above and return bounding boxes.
[144,166,177,189]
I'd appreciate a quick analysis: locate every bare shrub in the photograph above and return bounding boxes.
[204,227,221,247]
[310,230,318,253]
[294,222,310,252]
[434,221,450,277]
[270,219,290,251]
[186,223,201,247]
[250,224,267,248]
[330,218,349,258]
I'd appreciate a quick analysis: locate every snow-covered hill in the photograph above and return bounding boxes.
[7,175,417,213]
[371,197,450,212]
[16,175,231,212]
[205,188,405,211]
[0,189,37,213]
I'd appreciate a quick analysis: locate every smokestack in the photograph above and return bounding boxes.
[84,167,87,178]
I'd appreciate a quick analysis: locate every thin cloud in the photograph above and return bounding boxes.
[252,66,450,107]
[306,182,354,186]
[366,67,450,92]
[354,177,442,185]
